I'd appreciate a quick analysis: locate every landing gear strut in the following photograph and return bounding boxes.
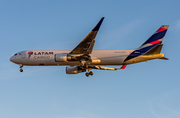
[80,61,93,77]
[19,64,23,72]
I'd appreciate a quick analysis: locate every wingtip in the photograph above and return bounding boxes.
[92,17,105,31]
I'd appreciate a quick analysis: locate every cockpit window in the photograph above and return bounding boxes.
[14,53,17,56]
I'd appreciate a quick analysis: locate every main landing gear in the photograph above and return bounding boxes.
[80,61,93,77]
[19,64,23,72]
[85,71,93,77]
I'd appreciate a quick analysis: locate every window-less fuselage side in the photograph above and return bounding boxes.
[10,50,134,66]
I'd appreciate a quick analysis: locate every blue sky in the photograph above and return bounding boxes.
[0,0,180,118]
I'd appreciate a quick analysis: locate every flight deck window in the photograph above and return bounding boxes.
[14,53,17,56]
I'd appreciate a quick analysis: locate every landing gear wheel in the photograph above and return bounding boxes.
[85,72,89,77]
[20,68,23,72]
[89,71,93,76]
[19,64,23,73]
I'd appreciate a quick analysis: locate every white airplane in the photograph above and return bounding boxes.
[10,17,169,77]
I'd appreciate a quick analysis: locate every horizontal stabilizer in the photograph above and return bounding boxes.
[159,57,169,60]
[144,44,163,55]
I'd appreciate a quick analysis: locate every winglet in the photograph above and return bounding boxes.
[92,17,105,31]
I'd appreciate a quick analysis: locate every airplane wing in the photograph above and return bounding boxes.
[90,65,127,70]
[69,17,104,55]
[91,66,118,70]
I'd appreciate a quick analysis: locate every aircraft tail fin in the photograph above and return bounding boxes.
[137,25,169,53]
[124,25,169,62]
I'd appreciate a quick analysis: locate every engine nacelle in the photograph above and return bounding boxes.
[91,59,101,64]
[55,53,77,62]
[66,66,86,74]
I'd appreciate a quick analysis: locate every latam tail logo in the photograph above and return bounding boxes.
[124,25,169,62]
[140,25,169,49]
[28,51,33,59]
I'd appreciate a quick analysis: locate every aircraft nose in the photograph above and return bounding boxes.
[10,56,15,62]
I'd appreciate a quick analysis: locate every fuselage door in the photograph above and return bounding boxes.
[21,52,25,58]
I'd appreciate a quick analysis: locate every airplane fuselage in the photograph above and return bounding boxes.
[10,49,164,66]
[9,17,168,76]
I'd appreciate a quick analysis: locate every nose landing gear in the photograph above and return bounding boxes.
[19,64,23,72]
[20,68,23,72]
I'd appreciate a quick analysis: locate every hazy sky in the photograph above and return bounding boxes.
[0,0,180,118]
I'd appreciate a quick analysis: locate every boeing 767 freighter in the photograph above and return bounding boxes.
[10,17,169,77]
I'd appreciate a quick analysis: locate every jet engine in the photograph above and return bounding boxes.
[66,66,86,74]
[55,53,77,62]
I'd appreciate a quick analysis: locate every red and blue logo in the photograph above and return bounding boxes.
[28,51,33,59]
[124,25,169,62]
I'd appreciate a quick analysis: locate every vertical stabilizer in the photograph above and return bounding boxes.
[124,25,169,62]
[138,25,169,52]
